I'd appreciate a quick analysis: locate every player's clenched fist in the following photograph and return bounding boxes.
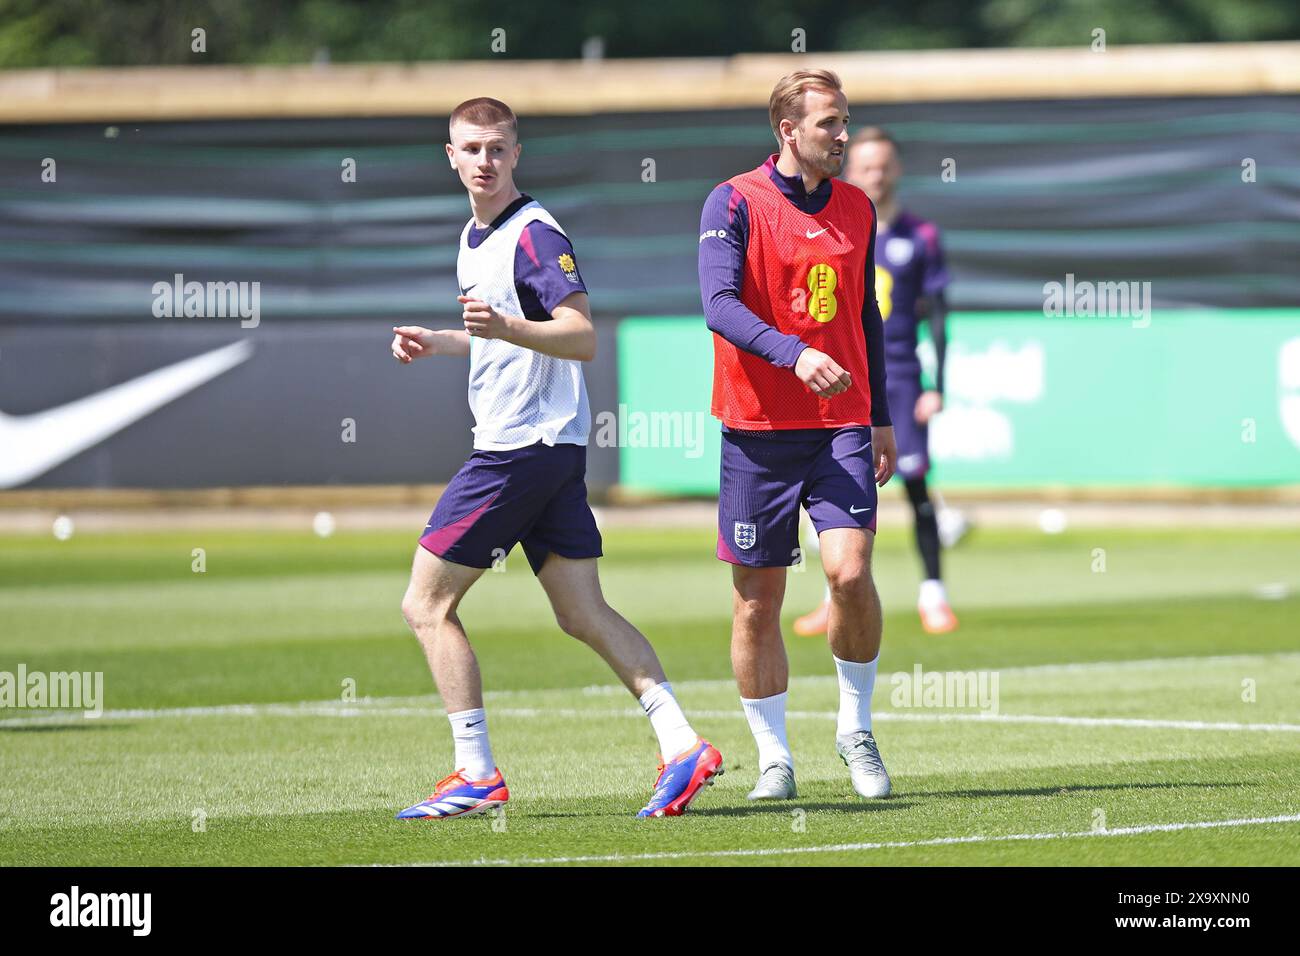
[795,347,852,397]
[460,295,510,340]
[392,325,434,363]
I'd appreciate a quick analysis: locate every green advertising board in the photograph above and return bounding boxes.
[616,310,1300,492]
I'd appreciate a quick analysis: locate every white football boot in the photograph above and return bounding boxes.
[836,731,892,798]
[746,762,797,800]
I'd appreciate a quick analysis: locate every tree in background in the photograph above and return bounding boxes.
[0,0,1295,68]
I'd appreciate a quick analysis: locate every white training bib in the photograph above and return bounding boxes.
[457,200,590,450]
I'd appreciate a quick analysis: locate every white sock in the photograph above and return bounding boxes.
[834,654,877,735]
[447,707,495,780]
[741,691,793,770]
[638,682,698,759]
[919,578,947,608]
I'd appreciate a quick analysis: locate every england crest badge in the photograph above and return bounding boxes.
[734,522,757,551]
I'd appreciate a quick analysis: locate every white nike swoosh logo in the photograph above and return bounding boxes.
[0,341,254,488]
[806,228,829,239]
[849,505,872,514]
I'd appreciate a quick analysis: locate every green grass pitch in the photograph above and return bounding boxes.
[1,522,1298,866]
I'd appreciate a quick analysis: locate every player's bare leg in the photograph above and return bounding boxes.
[535,553,671,695]
[731,566,789,698]
[537,553,722,815]
[732,565,797,799]
[819,526,892,797]
[819,526,882,662]
[395,546,507,819]
[401,546,487,712]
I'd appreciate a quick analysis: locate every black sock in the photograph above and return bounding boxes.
[905,476,942,582]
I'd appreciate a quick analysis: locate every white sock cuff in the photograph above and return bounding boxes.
[740,690,788,708]
[638,681,675,711]
[447,707,486,723]
[832,653,878,670]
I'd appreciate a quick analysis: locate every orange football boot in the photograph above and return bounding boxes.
[918,601,959,634]
[793,598,831,637]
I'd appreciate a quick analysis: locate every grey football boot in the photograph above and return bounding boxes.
[746,762,797,800]
[836,731,892,798]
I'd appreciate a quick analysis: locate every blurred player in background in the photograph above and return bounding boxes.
[390,97,721,820]
[793,125,960,636]
[700,70,897,801]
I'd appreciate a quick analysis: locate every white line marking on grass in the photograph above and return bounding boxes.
[834,712,1300,733]
[399,813,1300,867]
[696,710,1300,733]
[995,651,1300,675]
[0,701,442,726]
[576,652,1300,695]
[3,651,1295,729]
[4,702,1299,734]
[4,649,1295,728]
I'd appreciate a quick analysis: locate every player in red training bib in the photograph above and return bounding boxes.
[698,70,897,801]
[793,126,962,637]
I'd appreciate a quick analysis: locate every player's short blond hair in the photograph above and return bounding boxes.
[768,69,843,144]
[449,97,518,139]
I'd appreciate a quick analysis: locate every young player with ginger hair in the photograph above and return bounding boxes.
[391,97,722,820]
